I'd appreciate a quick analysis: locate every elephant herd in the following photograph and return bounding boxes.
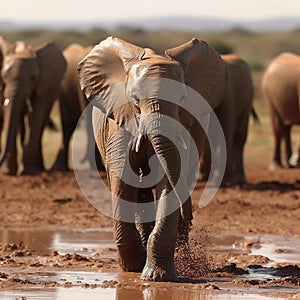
[0,37,102,175]
[0,35,300,281]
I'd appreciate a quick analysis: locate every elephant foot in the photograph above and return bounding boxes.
[21,165,45,175]
[141,259,178,282]
[289,153,300,168]
[117,246,146,273]
[51,152,70,172]
[1,167,18,176]
[0,161,18,176]
[269,161,283,171]
[50,164,71,172]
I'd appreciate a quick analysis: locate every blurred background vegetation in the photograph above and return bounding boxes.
[1,26,300,167]
[3,26,300,68]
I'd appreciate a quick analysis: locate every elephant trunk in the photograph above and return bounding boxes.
[139,112,191,220]
[0,92,24,170]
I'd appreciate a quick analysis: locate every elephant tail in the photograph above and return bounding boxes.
[46,118,58,131]
[251,107,260,124]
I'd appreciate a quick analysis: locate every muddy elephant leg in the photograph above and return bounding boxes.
[0,106,19,175]
[135,188,155,248]
[52,96,78,171]
[141,177,180,282]
[231,111,250,185]
[269,105,285,170]
[0,141,17,175]
[110,175,146,272]
[22,95,55,174]
[282,125,292,167]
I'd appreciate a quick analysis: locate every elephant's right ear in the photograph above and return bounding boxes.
[165,38,226,110]
[77,36,145,117]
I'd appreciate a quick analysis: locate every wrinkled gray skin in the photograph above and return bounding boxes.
[0,36,66,175]
[78,36,226,282]
[200,54,255,186]
[262,52,300,169]
[0,37,15,156]
[51,43,104,171]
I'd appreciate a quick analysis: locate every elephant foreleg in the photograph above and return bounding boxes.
[52,96,78,171]
[110,175,146,272]
[141,177,180,282]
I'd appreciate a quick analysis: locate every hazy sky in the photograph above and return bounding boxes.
[2,0,300,23]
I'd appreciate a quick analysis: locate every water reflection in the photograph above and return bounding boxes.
[0,287,287,300]
[0,227,114,256]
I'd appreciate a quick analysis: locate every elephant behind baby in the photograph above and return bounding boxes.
[51,43,105,172]
[200,53,255,186]
[262,52,300,169]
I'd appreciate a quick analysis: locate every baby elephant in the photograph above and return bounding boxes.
[78,36,227,281]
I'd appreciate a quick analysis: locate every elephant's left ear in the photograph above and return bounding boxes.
[77,37,145,110]
[165,38,226,109]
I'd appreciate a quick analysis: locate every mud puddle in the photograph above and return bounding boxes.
[1,229,300,298]
[0,288,286,300]
[213,234,300,281]
[0,284,288,300]
[0,227,115,257]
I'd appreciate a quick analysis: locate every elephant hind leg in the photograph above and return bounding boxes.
[269,103,286,170]
[230,110,250,186]
[282,125,292,167]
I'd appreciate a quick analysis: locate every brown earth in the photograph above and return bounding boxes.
[0,165,300,298]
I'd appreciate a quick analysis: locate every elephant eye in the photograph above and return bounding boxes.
[132,94,140,105]
[180,95,186,102]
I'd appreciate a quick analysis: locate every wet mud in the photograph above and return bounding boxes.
[0,165,300,298]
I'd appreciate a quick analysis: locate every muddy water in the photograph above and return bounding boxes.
[0,228,300,299]
[0,227,115,256]
[0,268,289,300]
[247,234,300,264]
[0,287,287,300]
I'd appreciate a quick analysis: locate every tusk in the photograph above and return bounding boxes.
[26,98,33,113]
[178,134,188,150]
[3,98,10,107]
[135,133,143,152]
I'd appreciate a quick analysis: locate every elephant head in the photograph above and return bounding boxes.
[78,36,226,208]
[0,39,66,174]
[77,36,226,281]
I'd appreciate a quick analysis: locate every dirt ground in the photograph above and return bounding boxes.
[0,163,300,298]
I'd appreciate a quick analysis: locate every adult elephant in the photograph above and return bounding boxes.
[200,54,254,186]
[0,36,15,154]
[262,52,300,169]
[52,43,104,171]
[0,36,66,175]
[77,36,227,281]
